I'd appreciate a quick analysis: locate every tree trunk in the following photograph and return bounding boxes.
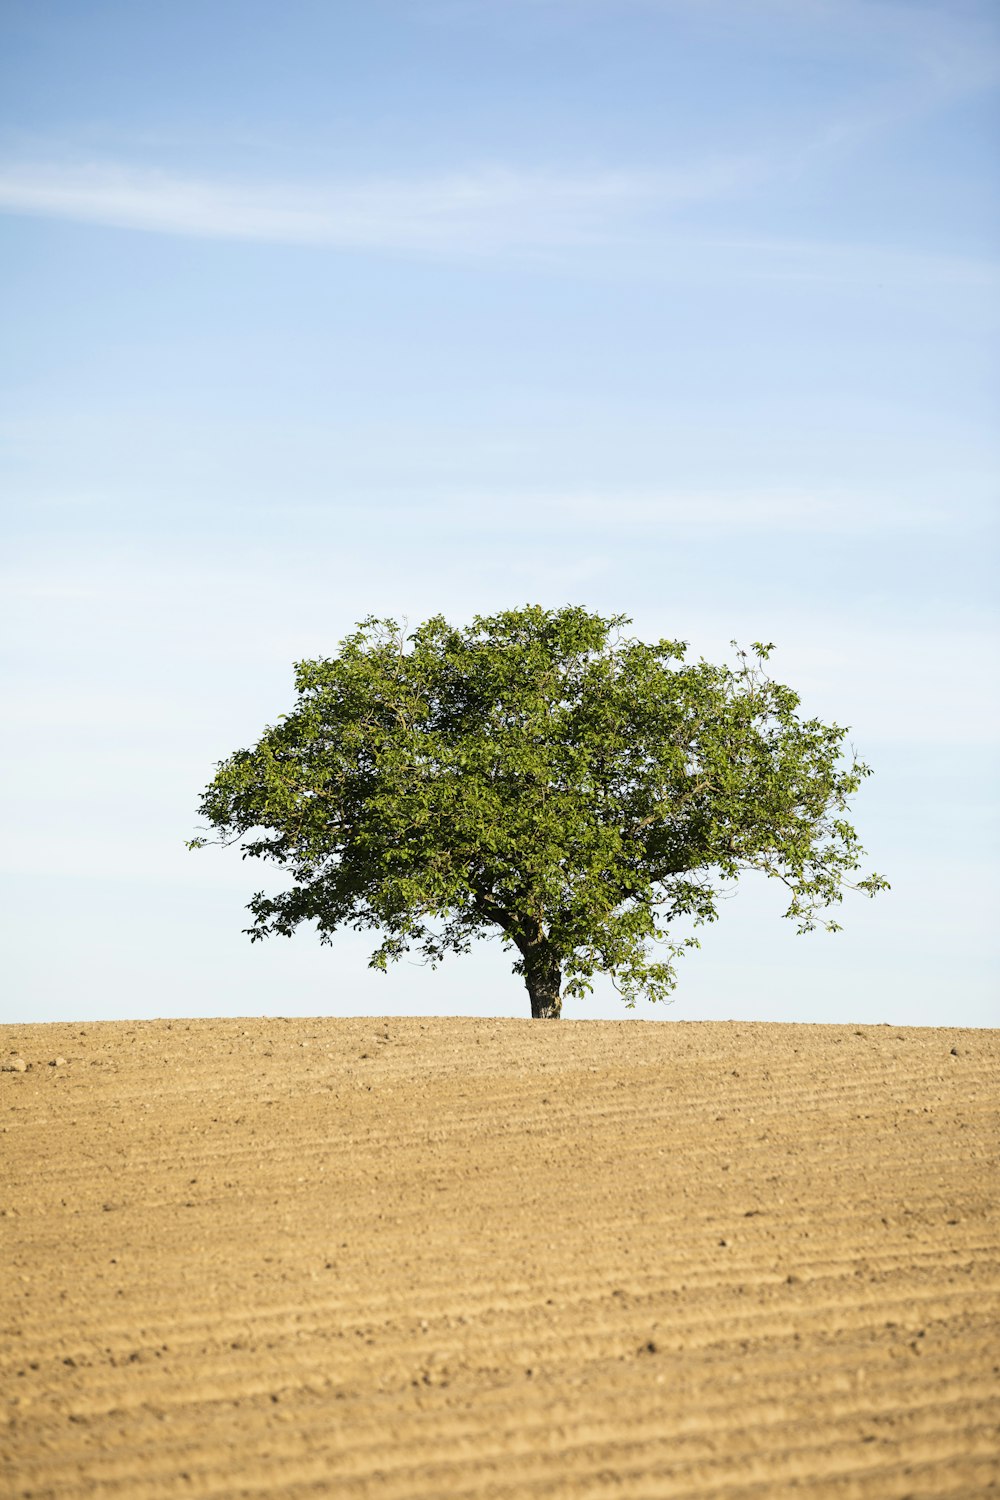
[523,945,563,1019]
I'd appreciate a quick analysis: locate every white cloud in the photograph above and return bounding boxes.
[2,154,995,293]
[0,157,745,254]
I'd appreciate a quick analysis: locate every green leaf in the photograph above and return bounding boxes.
[190,605,887,1017]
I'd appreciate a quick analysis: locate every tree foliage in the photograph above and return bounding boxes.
[190,605,888,1017]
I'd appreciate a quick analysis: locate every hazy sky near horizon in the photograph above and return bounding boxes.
[2,0,998,1027]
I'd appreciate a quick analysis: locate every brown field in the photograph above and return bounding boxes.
[2,1016,998,1498]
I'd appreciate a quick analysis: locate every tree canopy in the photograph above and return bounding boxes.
[190,605,888,1017]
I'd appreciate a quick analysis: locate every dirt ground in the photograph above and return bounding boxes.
[2,1016,998,1498]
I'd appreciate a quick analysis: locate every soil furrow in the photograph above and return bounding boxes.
[2,1016,997,1498]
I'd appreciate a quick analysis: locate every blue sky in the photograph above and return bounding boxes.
[2,0,998,1026]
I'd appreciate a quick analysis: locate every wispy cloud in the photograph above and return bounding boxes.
[0,157,750,254]
[4,156,996,290]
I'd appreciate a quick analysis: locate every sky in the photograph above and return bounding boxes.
[2,0,998,1028]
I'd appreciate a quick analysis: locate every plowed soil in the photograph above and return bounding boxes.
[2,1017,998,1498]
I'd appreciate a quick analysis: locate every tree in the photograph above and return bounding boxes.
[189,605,888,1018]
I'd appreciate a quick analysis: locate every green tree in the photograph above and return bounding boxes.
[190,605,887,1018]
